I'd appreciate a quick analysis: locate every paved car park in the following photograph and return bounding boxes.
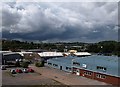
[2,67,63,85]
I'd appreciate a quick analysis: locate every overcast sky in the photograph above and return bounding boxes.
[2,2,118,42]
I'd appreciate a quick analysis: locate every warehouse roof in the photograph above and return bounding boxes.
[26,49,47,52]
[2,52,27,57]
[0,51,11,53]
[3,52,21,56]
[63,52,70,56]
[47,56,82,66]
[17,52,33,56]
[73,55,119,77]
[74,52,91,56]
[38,52,63,57]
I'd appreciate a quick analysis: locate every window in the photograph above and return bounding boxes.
[53,64,58,67]
[73,62,80,66]
[76,69,79,72]
[82,64,87,68]
[97,66,107,71]
[96,74,106,79]
[48,63,52,65]
[66,67,71,70]
[84,71,92,76]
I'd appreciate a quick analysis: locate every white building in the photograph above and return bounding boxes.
[73,52,91,57]
[38,52,63,58]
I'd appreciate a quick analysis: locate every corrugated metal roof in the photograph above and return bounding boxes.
[0,51,12,53]
[73,55,119,77]
[74,52,91,56]
[47,56,82,66]
[47,55,119,77]
[16,52,33,56]
[48,57,71,64]
[63,52,70,56]
[3,52,21,56]
[38,52,63,57]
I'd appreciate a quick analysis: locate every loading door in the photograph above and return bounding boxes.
[60,66,62,70]
[76,69,80,75]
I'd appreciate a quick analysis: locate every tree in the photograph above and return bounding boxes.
[35,61,44,67]
[21,62,29,68]
[15,61,20,67]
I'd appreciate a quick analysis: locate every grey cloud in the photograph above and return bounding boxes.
[2,5,21,27]
[2,2,118,42]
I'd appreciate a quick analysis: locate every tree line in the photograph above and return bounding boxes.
[2,39,120,56]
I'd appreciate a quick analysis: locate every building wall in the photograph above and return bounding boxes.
[47,61,72,72]
[94,72,120,86]
[2,54,23,65]
[3,54,23,61]
[72,67,120,86]
[80,69,94,79]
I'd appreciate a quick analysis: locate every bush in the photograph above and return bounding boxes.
[35,62,44,67]
[21,62,29,68]
[15,61,20,67]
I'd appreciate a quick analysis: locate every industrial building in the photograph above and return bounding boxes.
[38,52,63,58]
[38,52,64,62]
[73,52,91,57]
[47,56,78,72]
[72,55,120,85]
[47,55,120,85]
[26,49,47,53]
[63,52,91,57]
[2,52,23,65]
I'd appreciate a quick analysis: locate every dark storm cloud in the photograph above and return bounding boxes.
[2,2,118,42]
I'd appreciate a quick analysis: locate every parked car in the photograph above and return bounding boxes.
[10,69,16,74]
[23,68,28,73]
[16,69,23,73]
[1,66,6,70]
[28,68,34,73]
